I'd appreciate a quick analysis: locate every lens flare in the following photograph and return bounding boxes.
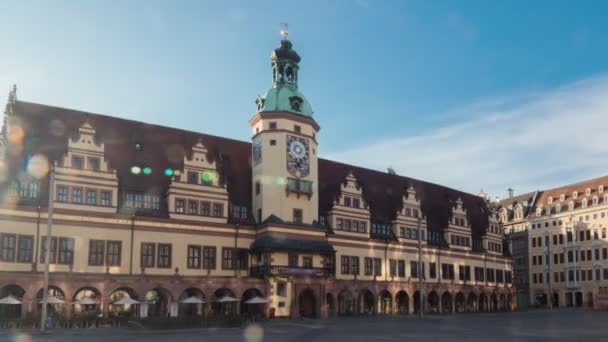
[201,171,216,183]
[130,166,141,175]
[243,323,264,342]
[142,167,152,175]
[164,168,174,176]
[26,154,49,179]
[8,125,24,143]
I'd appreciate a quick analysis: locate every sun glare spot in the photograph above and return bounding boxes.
[26,154,49,179]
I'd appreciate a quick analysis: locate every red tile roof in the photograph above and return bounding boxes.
[5,100,492,238]
[530,175,608,218]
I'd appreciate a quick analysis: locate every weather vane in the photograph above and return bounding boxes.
[280,23,289,38]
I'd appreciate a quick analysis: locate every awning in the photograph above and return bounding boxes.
[250,235,335,254]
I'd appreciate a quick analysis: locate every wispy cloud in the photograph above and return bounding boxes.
[325,74,608,199]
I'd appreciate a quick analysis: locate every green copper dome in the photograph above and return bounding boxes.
[257,86,313,117]
[256,39,314,118]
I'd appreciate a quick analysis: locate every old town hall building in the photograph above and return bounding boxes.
[0,35,513,321]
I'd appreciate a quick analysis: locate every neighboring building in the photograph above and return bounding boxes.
[496,191,539,309]
[0,35,513,321]
[498,177,608,310]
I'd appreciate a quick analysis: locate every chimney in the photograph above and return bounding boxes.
[507,188,514,198]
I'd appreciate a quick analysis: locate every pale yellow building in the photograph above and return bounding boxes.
[0,36,513,321]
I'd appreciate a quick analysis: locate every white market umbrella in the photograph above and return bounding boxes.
[0,296,22,305]
[40,296,65,304]
[113,297,140,305]
[180,296,206,304]
[244,296,268,304]
[72,297,99,305]
[216,296,239,303]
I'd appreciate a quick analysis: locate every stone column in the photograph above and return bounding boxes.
[437,296,442,314]
[408,294,414,315]
[451,296,456,314]
[101,299,109,318]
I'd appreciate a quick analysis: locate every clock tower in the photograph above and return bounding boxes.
[249,31,320,225]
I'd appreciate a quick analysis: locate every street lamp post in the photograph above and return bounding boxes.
[40,166,55,333]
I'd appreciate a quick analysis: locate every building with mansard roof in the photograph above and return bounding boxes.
[0,35,513,321]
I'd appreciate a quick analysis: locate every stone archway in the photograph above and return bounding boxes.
[36,285,66,317]
[378,290,392,314]
[109,287,139,318]
[72,286,101,317]
[338,289,355,316]
[467,292,477,312]
[326,293,335,317]
[427,291,439,313]
[441,291,452,314]
[298,288,316,318]
[575,292,583,307]
[455,292,465,313]
[144,288,171,318]
[212,288,237,317]
[358,289,375,315]
[0,284,25,319]
[396,291,409,315]
[240,288,264,317]
[178,287,205,317]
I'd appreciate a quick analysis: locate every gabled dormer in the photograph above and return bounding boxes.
[393,185,427,244]
[483,207,503,255]
[53,122,118,213]
[445,197,472,250]
[326,171,370,235]
[167,140,229,223]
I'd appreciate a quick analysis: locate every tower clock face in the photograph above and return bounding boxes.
[286,135,310,178]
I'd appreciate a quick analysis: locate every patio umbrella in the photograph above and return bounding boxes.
[113,297,140,305]
[216,296,239,303]
[40,296,65,304]
[180,296,206,304]
[0,296,22,305]
[244,296,268,304]
[72,297,99,305]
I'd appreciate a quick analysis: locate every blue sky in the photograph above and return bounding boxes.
[2,0,608,198]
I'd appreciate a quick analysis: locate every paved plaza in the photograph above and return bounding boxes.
[3,309,608,342]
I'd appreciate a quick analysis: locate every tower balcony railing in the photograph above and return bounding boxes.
[286,178,313,197]
[250,265,334,278]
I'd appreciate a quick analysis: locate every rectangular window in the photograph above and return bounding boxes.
[496,270,504,283]
[203,246,216,269]
[269,122,277,129]
[222,248,247,270]
[188,200,198,215]
[595,249,600,261]
[213,203,223,217]
[358,221,366,233]
[474,267,485,282]
[344,196,351,207]
[294,125,301,133]
[175,199,185,213]
[106,241,121,266]
[288,253,298,267]
[390,259,397,277]
[187,245,201,269]
[303,256,314,269]
[293,209,303,224]
[57,185,69,202]
[603,248,608,260]
[350,256,359,275]
[87,157,100,171]
[364,257,373,276]
[100,191,111,206]
[57,238,74,265]
[255,182,261,195]
[344,219,351,231]
[0,234,16,261]
[187,171,198,184]
[157,244,172,268]
[430,262,437,279]
[201,202,210,216]
[16,235,34,263]
[459,265,465,281]
[353,198,360,208]
[373,258,382,276]
[40,236,58,264]
[72,155,84,169]
[398,260,405,277]
[141,243,155,268]
[88,240,105,266]
[336,218,343,230]
[486,268,495,282]
[411,261,419,278]
[341,255,351,275]
[86,189,97,205]
[72,187,82,204]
